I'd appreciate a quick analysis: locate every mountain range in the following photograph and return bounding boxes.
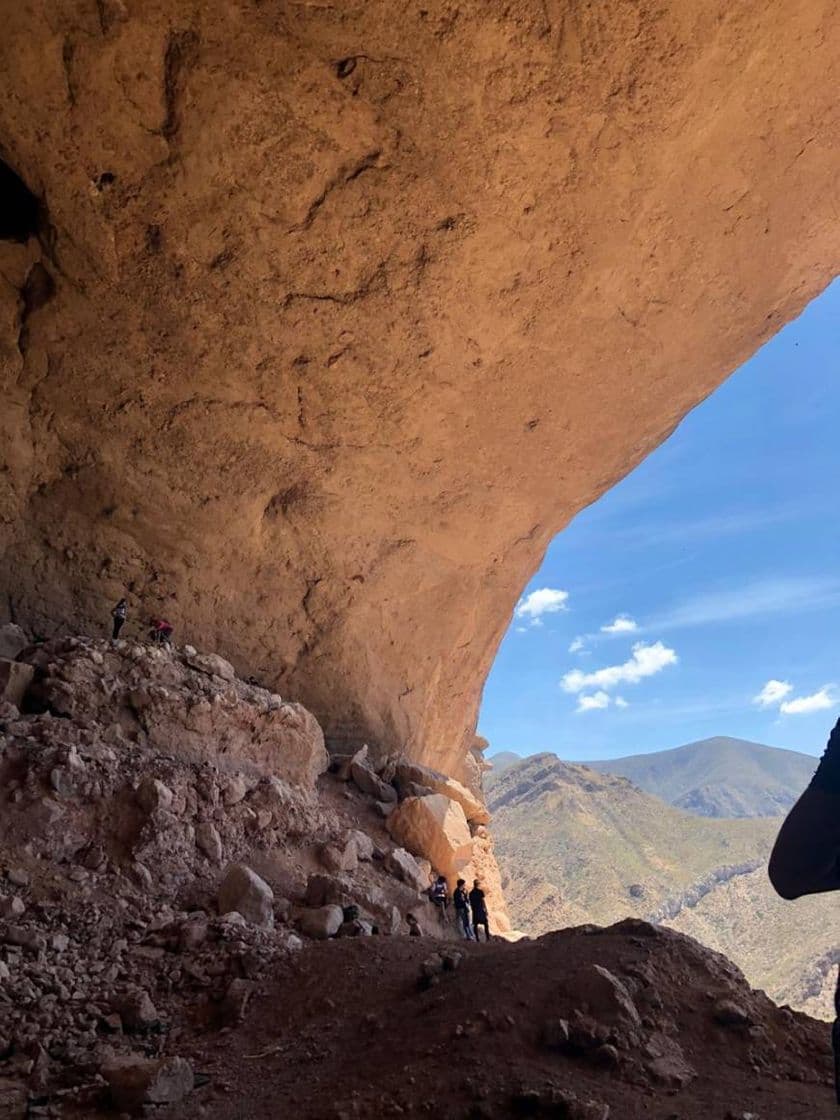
[485,742,836,1020]
[488,736,817,818]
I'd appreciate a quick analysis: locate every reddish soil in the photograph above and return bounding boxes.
[162,923,836,1119]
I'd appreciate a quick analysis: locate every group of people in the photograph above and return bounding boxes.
[110,598,173,646]
[429,875,491,941]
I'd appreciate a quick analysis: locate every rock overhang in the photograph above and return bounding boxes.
[0,0,838,782]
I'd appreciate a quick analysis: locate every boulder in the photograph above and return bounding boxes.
[0,624,27,660]
[103,1056,193,1110]
[351,759,397,803]
[297,904,344,940]
[393,761,490,824]
[183,649,236,681]
[384,847,429,893]
[386,795,473,881]
[218,864,274,929]
[0,659,34,708]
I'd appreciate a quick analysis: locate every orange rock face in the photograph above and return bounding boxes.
[1,2,839,782]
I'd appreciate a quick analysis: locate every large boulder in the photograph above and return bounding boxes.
[386,795,473,882]
[0,659,33,708]
[393,760,489,824]
[218,863,275,929]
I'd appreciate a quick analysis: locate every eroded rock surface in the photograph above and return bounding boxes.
[1,3,839,779]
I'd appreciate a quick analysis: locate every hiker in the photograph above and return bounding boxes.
[453,878,475,940]
[769,717,840,1103]
[149,618,174,646]
[469,879,490,942]
[111,597,127,640]
[429,875,448,923]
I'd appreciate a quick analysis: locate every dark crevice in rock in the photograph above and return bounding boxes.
[0,158,40,243]
[17,261,56,356]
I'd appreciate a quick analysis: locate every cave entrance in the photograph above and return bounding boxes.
[479,278,840,1022]
[0,157,39,242]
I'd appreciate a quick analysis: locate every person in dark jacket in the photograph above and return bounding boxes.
[469,879,490,942]
[769,717,840,1104]
[453,878,474,940]
[111,598,127,640]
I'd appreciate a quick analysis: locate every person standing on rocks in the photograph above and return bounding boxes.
[429,875,449,924]
[111,597,127,640]
[469,879,490,942]
[769,716,840,1103]
[453,878,474,940]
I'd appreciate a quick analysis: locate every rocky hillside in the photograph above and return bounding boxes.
[0,634,836,1116]
[584,736,817,818]
[487,754,838,1020]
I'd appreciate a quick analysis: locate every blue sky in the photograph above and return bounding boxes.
[478,278,840,762]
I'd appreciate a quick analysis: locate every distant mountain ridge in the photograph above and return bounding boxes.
[486,736,817,818]
[583,736,816,818]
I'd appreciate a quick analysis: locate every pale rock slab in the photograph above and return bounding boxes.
[386,795,473,881]
[218,863,275,929]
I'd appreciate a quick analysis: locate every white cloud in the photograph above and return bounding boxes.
[780,688,835,716]
[614,696,629,708]
[569,636,586,654]
[561,641,678,694]
[577,691,610,713]
[601,615,638,635]
[515,587,569,627]
[753,679,793,708]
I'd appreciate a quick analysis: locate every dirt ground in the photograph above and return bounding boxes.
[159,923,836,1120]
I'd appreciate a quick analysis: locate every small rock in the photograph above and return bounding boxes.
[320,837,358,874]
[218,864,274,929]
[350,760,397,803]
[219,978,254,1025]
[195,821,223,864]
[346,829,375,861]
[0,895,25,919]
[297,904,344,940]
[6,868,30,888]
[713,999,754,1028]
[541,1018,571,1049]
[222,773,249,806]
[4,925,45,953]
[384,847,428,892]
[136,777,174,814]
[113,989,159,1031]
[103,1055,194,1110]
[50,932,70,952]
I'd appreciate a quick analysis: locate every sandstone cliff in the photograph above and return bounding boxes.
[2,2,840,781]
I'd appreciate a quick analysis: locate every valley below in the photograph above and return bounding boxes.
[487,748,838,1021]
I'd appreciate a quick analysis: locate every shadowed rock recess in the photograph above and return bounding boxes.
[1,2,840,785]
